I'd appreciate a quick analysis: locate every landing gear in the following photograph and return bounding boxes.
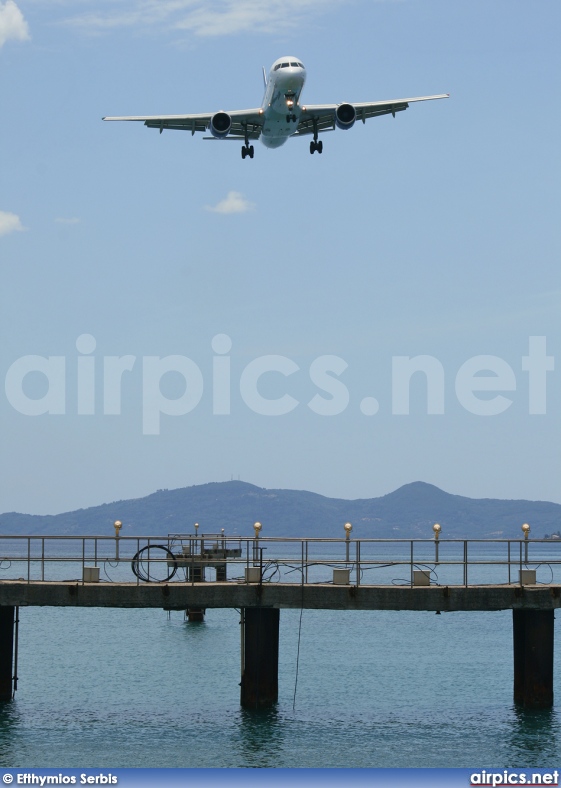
[286,114,297,123]
[241,123,254,160]
[309,117,323,154]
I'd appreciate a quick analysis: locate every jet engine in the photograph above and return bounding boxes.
[210,112,232,139]
[335,103,356,130]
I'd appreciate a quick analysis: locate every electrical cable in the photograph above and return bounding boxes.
[292,575,304,711]
[131,544,178,583]
[533,563,554,584]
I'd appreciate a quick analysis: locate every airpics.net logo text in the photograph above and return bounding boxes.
[2,335,555,435]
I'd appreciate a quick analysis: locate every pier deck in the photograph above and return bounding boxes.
[1,579,560,611]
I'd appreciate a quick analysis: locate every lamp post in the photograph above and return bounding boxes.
[433,523,441,564]
[113,520,122,561]
[344,522,352,563]
[522,523,530,564]
[253,521,262,563]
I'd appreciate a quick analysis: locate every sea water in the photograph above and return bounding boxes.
[1,606,560,768]
[1,545,561,768]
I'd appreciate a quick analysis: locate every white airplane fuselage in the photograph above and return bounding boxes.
[260,57,307,149]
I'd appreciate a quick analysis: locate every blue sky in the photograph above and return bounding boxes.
[1,0,560,515]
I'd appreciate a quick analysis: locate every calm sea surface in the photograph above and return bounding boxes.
[1,544,561,768]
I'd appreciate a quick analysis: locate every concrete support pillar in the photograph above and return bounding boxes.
[0,606,15,702]
[513,609,554,708]
[240,607,279,708]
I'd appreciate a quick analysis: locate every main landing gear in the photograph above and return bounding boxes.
[309,117,323,154]
[241,124,254,160]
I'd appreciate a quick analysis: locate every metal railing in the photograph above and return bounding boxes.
[1,533,561,587]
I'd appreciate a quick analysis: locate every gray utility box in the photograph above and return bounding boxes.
[245,567,261,583]
[333,569,350,585]
[83,566,100,582]
[520,569,537,585]
[413,570,431,586]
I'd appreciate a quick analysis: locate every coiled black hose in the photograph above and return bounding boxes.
[131,544,178,583]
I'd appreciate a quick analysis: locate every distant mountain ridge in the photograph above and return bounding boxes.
[1,481,560,539]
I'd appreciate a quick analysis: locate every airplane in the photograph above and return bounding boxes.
[103,56,448,159]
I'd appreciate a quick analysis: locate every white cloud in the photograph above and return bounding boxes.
[0,1,30,48]
[205,191,256,215]
[55,217,81,225]
[62,0,345,37]
[0,210,25,237]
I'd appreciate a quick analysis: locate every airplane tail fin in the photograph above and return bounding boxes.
[262,66,267,88]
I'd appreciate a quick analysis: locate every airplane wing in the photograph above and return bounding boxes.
[102,108,264,138]
[295,94,449,136]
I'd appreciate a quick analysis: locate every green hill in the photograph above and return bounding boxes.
[1,481,559,539]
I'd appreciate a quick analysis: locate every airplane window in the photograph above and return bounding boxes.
[298,63,305,68]
[281,63,289,68]
[274,64,281,71]
[290,62,299,67]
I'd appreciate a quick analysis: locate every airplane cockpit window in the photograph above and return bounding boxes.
[275,61,304,70]
[297,62,305,69]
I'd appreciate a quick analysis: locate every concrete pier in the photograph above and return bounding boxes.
[0,606,15,702]
[240,607,279,708]
[0,580,559,708]
[513,609,554,708]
